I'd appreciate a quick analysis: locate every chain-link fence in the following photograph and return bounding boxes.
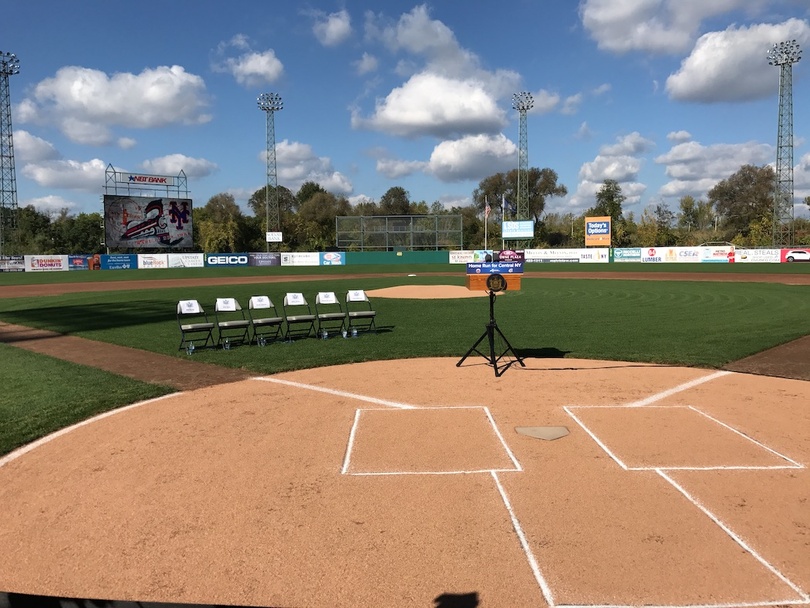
[336,215,462,250]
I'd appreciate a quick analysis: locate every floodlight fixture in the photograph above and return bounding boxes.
[0,52,20,76]
[0,50,20,256]
[768,40,802,66]
[512,91,534,113]
[257,92,283,112]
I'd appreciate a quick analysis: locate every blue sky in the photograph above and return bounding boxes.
[5,0,810,219]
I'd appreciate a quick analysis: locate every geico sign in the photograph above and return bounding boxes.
[206,255,248,265]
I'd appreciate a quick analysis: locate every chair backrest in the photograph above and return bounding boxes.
[215,297,242,313]
[249,295,275,311]
[316,291,339,306]
[284,292,308,307]
[177,299,204,315]
[346,290,370,304]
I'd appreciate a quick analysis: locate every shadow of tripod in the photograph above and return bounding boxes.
[456,288,525,377]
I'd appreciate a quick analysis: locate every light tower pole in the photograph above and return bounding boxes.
[512,92,533,224]
[257,92,283,252]
[0,51,20,257]
[768,40,801,247]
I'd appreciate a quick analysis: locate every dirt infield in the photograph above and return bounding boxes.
[1,358,809,607]
[0,272,809,607]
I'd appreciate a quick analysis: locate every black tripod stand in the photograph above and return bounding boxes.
[456,288,525,377]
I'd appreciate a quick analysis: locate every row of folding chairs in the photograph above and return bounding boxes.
[176,290,377,351]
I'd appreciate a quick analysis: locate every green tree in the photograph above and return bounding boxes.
[15,205,53,253]
[194,193,252,252]
[379,187,411,214]
[708,164,775,238]
[293,191,351,250]
[587,179,625,224]
[297,181,326,206]
[472,168,567,222]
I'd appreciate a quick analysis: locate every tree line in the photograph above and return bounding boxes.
[6,164,810,255]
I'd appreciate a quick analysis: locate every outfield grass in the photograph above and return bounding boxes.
[0,343,174,455]
[1,267,808,457]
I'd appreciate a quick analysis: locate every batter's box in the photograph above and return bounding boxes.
[566,405,802,471]
[342,406,521,475]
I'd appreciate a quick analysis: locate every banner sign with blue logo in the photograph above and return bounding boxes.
[466,261,524,274]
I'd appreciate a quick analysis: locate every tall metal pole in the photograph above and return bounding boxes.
[768,40,801,247]
[257,92,283,252]
[0,51,20,257]
[512,92,533,222]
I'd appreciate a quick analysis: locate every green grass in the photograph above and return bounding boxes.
[1,270,808,457]
[0,343,174,456]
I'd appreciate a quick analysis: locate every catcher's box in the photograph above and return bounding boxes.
[465,274,521,291]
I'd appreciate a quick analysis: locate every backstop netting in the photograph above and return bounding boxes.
[335,215,463,251]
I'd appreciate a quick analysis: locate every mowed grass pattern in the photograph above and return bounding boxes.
[1,270,809,455]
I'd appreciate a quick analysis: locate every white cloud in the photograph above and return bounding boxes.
[18,65,211,145]
[117,137,137,149]
[13,130,60,163]
[666,19,810,102]
[561,93,584,115]
[654,139,773,198]
[313,9,353,47]
[21,195,79,215]
[21,158,107,191]
[352,72,507,138]
[140,154,217,178]
[377,158,428,179]
[580,0,771,54]
[427,134,517,182]
[268,139,352,195]
[575,122,594,140]
[212,35,284,87]
[568,132,654,209]
[354,52,379,75]
[667,130,692,142]
[530,90,562,114]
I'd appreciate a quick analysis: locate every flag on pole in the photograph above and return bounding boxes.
[502,194,515,216]
[485,197,491,218]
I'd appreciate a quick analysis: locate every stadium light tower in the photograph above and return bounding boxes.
[257,92,283,252]
[0,51,20,257]
[768,40,801,247]
[512,92,534,223]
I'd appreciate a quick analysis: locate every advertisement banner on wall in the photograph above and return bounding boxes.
[0,255,24,272]
[100,254,137,270]
[169,253,205,268]
[137,254,169,269]
[281,252,321,267]
[24,255,69,271]
[700,245,734,263]
[249,252,281,267]
[525,248,609,263]
[449,250,476,264]
[735,249,781,263]
[204,253,249,267]
[585,216,611,247]
[613,248,642,262]
[781,248,810,263]
[104,195,193,249]
[321,252,345,266]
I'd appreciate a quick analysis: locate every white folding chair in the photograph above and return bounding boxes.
[214,297,251,348]
[315,291,347,337]
[248,296,283,345]
[282,292,316,341]
[345,289,377,334]
[176,299,215,351]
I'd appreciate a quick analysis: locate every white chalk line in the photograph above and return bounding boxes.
[491,470,556,607]
[624,370,731,407]
[657,469,809,602]
[563,406,629,470]
[0,392,182,469]
[347,468,521,476]
[559,600,809,608]
[253,376,417,409]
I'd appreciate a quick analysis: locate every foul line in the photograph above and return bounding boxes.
[0,393,182,469]
[491,471,555,607]
[254,376,417,409]
[624,370,730,407]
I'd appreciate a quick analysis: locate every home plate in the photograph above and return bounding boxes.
[515,426,569,441]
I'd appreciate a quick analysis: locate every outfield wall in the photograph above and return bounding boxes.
[1,245,806,272]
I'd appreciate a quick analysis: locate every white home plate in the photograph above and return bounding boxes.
[515,426,570,441]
